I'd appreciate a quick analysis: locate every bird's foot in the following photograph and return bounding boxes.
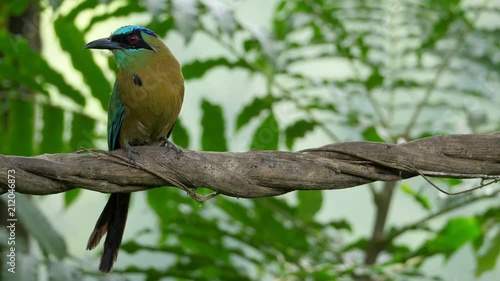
[124,143,139,163]
[78,147,137,169]
[161,137,182,155]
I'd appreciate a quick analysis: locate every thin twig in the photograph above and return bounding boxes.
[414,168,500,196]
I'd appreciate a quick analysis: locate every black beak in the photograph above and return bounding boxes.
[84,37,123,50]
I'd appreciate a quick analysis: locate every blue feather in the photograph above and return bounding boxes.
[111,25,157,38]
[108,105,124,151]
[107,82,125,151]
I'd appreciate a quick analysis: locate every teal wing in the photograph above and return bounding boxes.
[107,84,125,151]
[87,81,130,273]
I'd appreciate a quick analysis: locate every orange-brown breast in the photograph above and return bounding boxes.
[116,45,184,147]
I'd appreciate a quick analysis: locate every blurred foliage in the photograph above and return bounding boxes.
[0,0,499,280]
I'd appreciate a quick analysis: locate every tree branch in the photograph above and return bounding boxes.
[1,134,499,197]
[364,181,396,265]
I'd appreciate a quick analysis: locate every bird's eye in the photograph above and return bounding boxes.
[127,34,140,45]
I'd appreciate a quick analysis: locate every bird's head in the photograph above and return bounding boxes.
[84,25,167,70]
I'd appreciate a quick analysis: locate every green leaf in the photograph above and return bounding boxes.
[285,120,317,150]
[9,194,67,259]
[146,187,199,243]
[401,184,431,210]
[54,18,111,109]
[0,33,85,105]
[365,68,384,90]
[171,117,189,148]
[6,0,31,15]
[39,105,64,154]
[85,2,144,33]
[201,99,227,151]
[216,198,255,227]
[121,240,142,254]
[436,178,463,188]
[431,0,461,9]
[420,12,455,50]
[40,67,86,106]
[0,34,44,95]
[65,0,100,21]
[0,109,4,155]
[6,99,34,156]
[182,58,249,80]
[296,191,323,221]
[305,97,337,112]
[64,189,81,208]
[147,188,171,222]
[146,187,190,224]
[21,37,86,105]
[236,95,275,131]
[362,126,384,142]
[243,38,259,52]
[475,230,500,277]
[251,111,279,150]
[345,110,360,127]
[273,11,290,40]
[252,198,310,257]
[146,17,175,37]
[425,217,481,258]
[356,35,369,61]
[329,219,352,232]
[69,113,95,151]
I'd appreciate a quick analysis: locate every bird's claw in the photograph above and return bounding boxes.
[124,143,139,164]
[161,137,182,155]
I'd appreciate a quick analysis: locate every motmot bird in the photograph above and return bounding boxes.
[84,25,184,273]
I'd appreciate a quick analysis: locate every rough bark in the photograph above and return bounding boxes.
[1,134,499,197]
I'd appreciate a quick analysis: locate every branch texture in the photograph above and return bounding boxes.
[1,135,499,198]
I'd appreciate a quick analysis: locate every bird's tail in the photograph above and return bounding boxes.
[86,193,131,273]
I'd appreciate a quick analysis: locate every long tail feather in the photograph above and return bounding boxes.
[87,193,131,273]
[87,194,116,250]
[99,193,130,273]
